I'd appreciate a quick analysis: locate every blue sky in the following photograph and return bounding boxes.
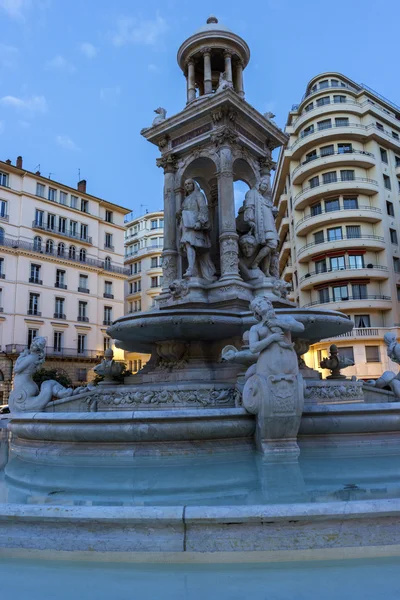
[1,0,399,215]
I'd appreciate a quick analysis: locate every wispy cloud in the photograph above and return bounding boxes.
[110,12,168,47]
[45,55,75,73]
[0,0,30,19]
[56,135,80,152]
[100,86,121,105]
[80,42,98,59]
[0,44,19,69]
[0,94,47,113]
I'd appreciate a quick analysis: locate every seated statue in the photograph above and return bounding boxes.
[216,72,233,93]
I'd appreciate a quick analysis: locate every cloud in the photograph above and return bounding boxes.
[110,12,167,47]
[0,0,30,19]
[80,42,98,59]
[100,86,121,105]
[0,44,19,69]
[45,55,75,73]
[56,135,80,151]
[0,94,47,113]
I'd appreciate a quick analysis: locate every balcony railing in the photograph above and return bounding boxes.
[32,221,93,245]
[53,313,66,320]
[29,277,42,285]
[0,214,9,222]
[55,282,67,289]
[103,293,114,299]
[298,234,385,255]
[300,264,388,283]
[301,82,359,103]
[78,287,90,294]
[27,309,41,316]
[4,344,104,359]
[294,177,378,202]
[336,328,380,338]
[125,244,164,259]
[295,205,382,229]
[291,122,368,150]
[104,244,115,252]
[77,316,89,322]
[303,295,391,308]
[0,235,129,275]
[103,319,113,326]
[292,150,375,179]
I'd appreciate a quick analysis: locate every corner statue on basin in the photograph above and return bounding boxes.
[368,332,400,399]
[242,297,305,457]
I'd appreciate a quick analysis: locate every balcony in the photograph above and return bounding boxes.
[78,287,90,294]
[104,244,115,252]
[125,244,164,260]
[55,282,67,289]
[32,221,93,245]
[292,99,363,131]
[301,82,359,104]
[289,123,369,159]
[294,177,379,210]
[292,150,375,185]
[303,295,392,310]
[281,261,293,282]
[299,264,389,290]
[4,344,104,361]
[27,309,41,316]
[295,205,382,236]
[103,293,114,299]
[77,316,89,322]
[103,319,113,326]
[297,234,386,262]
[29,277,42,285]
[53,313,66,320]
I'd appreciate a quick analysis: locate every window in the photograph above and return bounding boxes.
[340,170,355,181]
[105,210,113,223]
[70,195,78,209]
[133,280,141,293]
[81,199,89,213]
[104,337,111,351]
[36,182,45,197]
[333,95,346,103]
[48,188,56,202]
[27,328,38,347]
[56,269,66,289]
[397,287,400,301]
[151,276,160,288]
[0,171,8,188]
[315,259,327,274]
[104,256,112,270]
[348,255,364,269]
[47,213,56,230]
[28,293,40,315]
[390,228,398,244]
[330,79,339,87]
[45,239,54,254]
[54,297,65,318]
[69,245,76,260]
[392,131,399,140]
[104,281,113,297]
[33,236,42,251]
[355,315,371,328]
[53,331,63,352]
[332,285,348,301]
[105,233,113,249]
[335,117,349,127]
[346,225,361,239]
[159,219,164,228]
[79,248,86,262]
[79,274,89,292]
[104,306,112,325]
[320,144,334,157]
[366,346,380,363]
[327,227,342,241]
[34,209,44,227]
[316,96,330,107]
[387,201,395,216]
[57,242,65,257]
[380,148,388,163]
[311,202,322,216]
[343,197,358,209]
[151,219,159,229]
[337,143,352,154]
[383,175,391,190]
[76,367,87,382]
[317,119,332,131]
[70,221,78,237]
[0,258,4,277]
[319,80,329,89]
[78,301,87,321]
[150,237,159,248]
[376,122,384,131]
[133,359,142,373]
[319,287,330,303]
[339,347,354,363]
[309,176,319,189]
[30,263,41,283]
[352,284,367,299]
[325,198,339,212]
[80,224,88,241]
[0,200,7,218]
[133,299,142,312]
[395,156,400,168]
[314,230,324,244]
[322,171,337,184]
[304,102,313,112]
[133,261,141,274]
[330,256,345,271]
[302,124,314,138]
[394,257,400,273]
[151,257,159,268]
[60,191,67,205]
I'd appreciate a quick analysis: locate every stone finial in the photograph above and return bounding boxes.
[320,344,354,380]
[207,15,218,24]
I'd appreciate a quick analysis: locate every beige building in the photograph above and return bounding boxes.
[273,72,400,380]
[124,210,164,372]
[0,156,129,402]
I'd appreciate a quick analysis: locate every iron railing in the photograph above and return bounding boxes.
[298,234,385,255]
[295,205,382,229]
[300,264,388,283]
[32,221,93,245]
[294,177,378,203]
[4,344,104,359]
[303,295,391,308]
[292,150,374,178]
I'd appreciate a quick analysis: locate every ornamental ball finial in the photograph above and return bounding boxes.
[207,15,218,24]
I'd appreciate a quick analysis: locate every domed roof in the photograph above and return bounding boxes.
[194,15,233,35]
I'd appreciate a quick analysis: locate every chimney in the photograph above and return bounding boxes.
[16,156,23,169]
[35,171,41,176]
[5,159,11,165]
[77,179,86,193]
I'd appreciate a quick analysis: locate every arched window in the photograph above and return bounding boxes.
[57,242,65,257]
[33,236,42,251]
[104,256,111,270]
[79,248,86,262]
[69,245,76,259]
[0,227,4,244]
[45,239,54,254]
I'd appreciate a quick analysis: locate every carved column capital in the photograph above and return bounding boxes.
[156,153,178,172]
[201,47,212,56]
[211,126,238,148]
[157,135,169,152]
[223,49,233,58]
[259,156,276,175]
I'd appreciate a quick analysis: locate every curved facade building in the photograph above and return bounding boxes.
[273,72,400,379]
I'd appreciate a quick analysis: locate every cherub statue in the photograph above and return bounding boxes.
[384,332,400,364]
[152,107,167,126]
[94,348,125,384]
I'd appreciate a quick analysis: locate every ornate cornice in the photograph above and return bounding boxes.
[156,153,178,172]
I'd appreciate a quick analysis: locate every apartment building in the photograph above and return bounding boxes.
[273,73,400,380]
[124,211,164,372]
[0,156,129,402]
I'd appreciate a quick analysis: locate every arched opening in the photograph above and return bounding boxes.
[104,256,112,270]
[57,242,65,257]
[45,239,54,254]
[69,245,76,259]
[0,227,4,244]
[33,236,42,252]
[79,248,86,262]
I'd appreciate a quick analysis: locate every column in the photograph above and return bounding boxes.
[236,60,244,98]
[224,51,233,83]
[187,59,196,103]
[202,48,212,94]
[216,133,240,281]
[157,155,178,287]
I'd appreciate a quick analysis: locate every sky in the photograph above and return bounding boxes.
[1,0,400,216]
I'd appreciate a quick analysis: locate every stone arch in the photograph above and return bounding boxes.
[232,157,258,189]
[45,239,54,254]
